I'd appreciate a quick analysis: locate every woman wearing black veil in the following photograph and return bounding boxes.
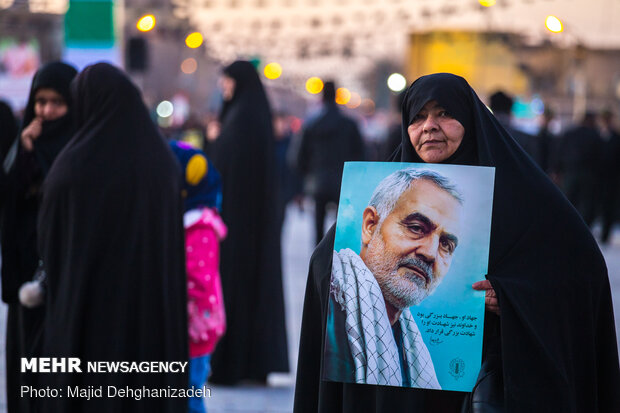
[294,73,619,412]
[209,60,289,384]
[36,63,187,413]
[1,62,77,413]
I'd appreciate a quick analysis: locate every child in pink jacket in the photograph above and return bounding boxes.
[170,141,226,413]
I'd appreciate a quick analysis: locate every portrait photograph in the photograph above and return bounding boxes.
[323,161,495,392]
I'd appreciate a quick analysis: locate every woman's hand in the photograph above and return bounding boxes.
[472,280,500,315]
[21,117,43,151]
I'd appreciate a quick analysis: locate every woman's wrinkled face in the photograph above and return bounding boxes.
[407,100,465,163]
[219,75,236,101]
[34,88,68,121]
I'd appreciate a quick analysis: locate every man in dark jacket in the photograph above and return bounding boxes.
[598,109,620,243]
[298,81,364,244]
[557,112,604,226]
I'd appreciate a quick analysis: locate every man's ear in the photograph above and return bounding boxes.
[361,206,379,245]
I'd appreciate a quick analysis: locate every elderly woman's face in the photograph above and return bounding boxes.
[407,100,465,163]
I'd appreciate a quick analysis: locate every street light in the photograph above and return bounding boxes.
[137,15,156,32]
[335,88,351,105]
[387,73,407,92]
[478,0,496,7]
[185,32,204,49]
[264,62,282,80]
[305,77,324,95]
[545,15,563,33]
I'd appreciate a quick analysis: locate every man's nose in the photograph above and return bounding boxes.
[415,234,439,264]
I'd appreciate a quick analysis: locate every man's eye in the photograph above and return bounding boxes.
[407,224,425,234]
[440,239,455,254]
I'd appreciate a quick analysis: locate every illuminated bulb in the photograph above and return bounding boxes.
[545,15,563,33]
[335,88,351,105]
[305,77,324,94]
[181,58,198,74]
[157,101,174,118]
[264,62,282,80]
[137,15,156,32]
[347,92,362,109]
[478,0,496,7]
[387,73,407,92]
[185,32,204,48]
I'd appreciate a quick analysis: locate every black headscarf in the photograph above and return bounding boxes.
[209,60,290,383]
[294,73,619,412]
[36,63,188,413]
[22,61,77,175]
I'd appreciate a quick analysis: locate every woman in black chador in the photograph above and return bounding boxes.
[1,61,77,413]
[209,60,289,384]
[294,73,619,412]
[36,63,188,413]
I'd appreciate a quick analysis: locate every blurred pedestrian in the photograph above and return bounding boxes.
[598,108,620,244]
[557,112,604,226]
[536,106,557,175]
[297,81,364,245]
[294,73,619,412]
[381,91,407,160]
[170,141,227,413]
[0,100,18,213]
[36,63,187,413]
[489,90,540,163]
[208,60,289,384]
[273,112,303,233]
[0,61,77,413]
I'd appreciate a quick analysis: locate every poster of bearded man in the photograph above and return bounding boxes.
[323,162,495,392]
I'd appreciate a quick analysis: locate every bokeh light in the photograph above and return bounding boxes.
[478,0,496,7]
[545,15,563,33]
[264,62,283,80]
[181,58,198,74]
[157,100,174,118]
[137,15,156,32]
[347,92,362,109]
[185,32,204,48]
[335,88,351,105]
[387,73,407,92]
[305,77,324,94]
[361,98,376,116]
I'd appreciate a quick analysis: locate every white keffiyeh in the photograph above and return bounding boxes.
[331,248,441,389]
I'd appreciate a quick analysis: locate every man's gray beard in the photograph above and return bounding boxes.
[364,230,437,309]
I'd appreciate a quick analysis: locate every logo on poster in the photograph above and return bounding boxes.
[449,358,465,379]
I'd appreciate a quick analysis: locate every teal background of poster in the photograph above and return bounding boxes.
[333,161,495,391]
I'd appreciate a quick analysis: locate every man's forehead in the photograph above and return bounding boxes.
[394,179,462,222]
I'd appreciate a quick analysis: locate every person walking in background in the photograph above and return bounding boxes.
[489,90,540,164]
[170,141,227,413]
[208,60,289,384]
[598,108,620,244]
[536,106,557,175]
[0,100,18,215]
[557,112,604,227]
[36,63,187,413]
[273,112,303,235]
[0,61,77,413]
[297,81,364,245]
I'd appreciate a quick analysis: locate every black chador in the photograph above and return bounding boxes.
[36,63,188,413]
[294,73,620,412]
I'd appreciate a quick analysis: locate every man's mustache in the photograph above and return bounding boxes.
[397,257,434,285]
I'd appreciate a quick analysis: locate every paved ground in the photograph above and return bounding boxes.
[1,205,620,413]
